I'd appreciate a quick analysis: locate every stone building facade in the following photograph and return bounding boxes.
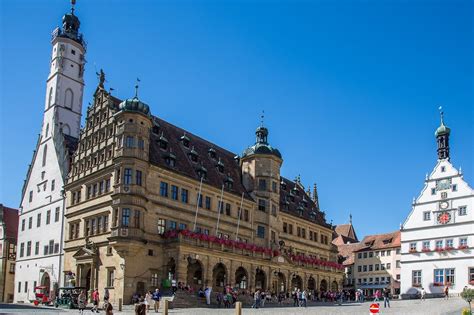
[353,231,401,297]
[62,83,343,305]
[0,205,19,303]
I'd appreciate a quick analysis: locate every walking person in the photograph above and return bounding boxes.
[421,287,426,301]
[135,297,147,315]
[251,290,260,308]
[204,286,212,305]
[444,285,449,300]
[78,290,87,315]
[301,290,307,307]
[92,289,100,313]
[374,289,380,302]
[383,288,390,308]
[145,291,152,311]
[103,299,113,315]
[152,288,161,313]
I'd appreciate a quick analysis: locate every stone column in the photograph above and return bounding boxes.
[248,264,254,292]
[266,266,273,292]
[228,260,235,287]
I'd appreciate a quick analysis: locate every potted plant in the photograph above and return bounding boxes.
[460,288,473,315]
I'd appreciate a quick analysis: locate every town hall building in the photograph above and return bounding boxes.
[400,110,474,297]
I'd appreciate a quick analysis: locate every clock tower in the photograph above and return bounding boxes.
[400,109,473,297]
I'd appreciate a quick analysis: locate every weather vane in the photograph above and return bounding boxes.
[135,78,141,98]
[439,105,444,124]
[260,110,265,126]
[71,0,76,14]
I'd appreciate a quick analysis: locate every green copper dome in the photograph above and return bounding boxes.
[435,110,450,137]
[118,96,150,116]
[242,125,282,159]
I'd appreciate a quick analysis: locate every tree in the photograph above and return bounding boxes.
[461,288,473,315]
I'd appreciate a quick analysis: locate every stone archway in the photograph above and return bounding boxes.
[255,268,266,290]
[187,259,203,290]
[41,272,51,294]
[331,280,338,291]
[235,267,248,290]
[320,279,328,292]
[272,272,286,293]
[212,263,227,289]
[291,274,303,290]
[308,276,316,291]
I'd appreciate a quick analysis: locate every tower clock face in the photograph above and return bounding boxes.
[437,212,451,225]
[439,201,449,210]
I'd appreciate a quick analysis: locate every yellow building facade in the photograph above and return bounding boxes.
[63,82,343,305]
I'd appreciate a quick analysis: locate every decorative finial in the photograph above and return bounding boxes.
[260,110,265,127]
[135,78,141,98]
[96,69,105,88]
[349,213,352,224]
[439,106,444,125]
[71,0,76,14]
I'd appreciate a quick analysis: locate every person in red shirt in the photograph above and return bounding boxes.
[92,289,100,313]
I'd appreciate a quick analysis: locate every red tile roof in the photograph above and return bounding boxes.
[355,230,400,252]
[337,242,362,266]
[1,205,19,239]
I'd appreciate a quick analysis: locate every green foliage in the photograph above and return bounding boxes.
[462,308,471,315]
[461,288,474,303]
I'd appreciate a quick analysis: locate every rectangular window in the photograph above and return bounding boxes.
[423,211,431,221]
[136,170,142,186]
[138,139,144,150]
[92,184,97,197]
[244,209,249,222]
[87,186,92,199]
[157,219,166,234]
[436,240,443,249]
[18,282,21,293]
[410,243,417,252]
[387,263,391,269]
[387,250,391,256]
[21,219,25,231]
[26,241,31,256]
[171,185,178,200]
[363,252,367,259]
[369,265,373,271]
[107,268,115,287]
[24,281,28,293]
[272,181,277,192]
[288,224,293,234]
[28,217,32,229]
[225,203,231,216]
[369,252,373,258]
[271,204,277,216]
[105,179,111,192]
[51,179,55,191]
[258,179,267,191]
[122,208,130,227]
[48,240,54,255]
[55,207,60,222]
[160,182,168,197]
[103,215,108,232]
[460,238,468,247]
[358,266,362,272]
[37,213,41,227]
[283,223,287,233]
[445,268,455,284]
[181,189,189,203]
[218,201,224,214]
[124,168,132,185]
[375,264,379,271]
[126,136,134,148]
[459,206,467,216]
[358,253,362,259]
[205,196,211,209]
[258,199,266,212]
[35,242,39,255]
[363,265,367,272]
[198,195,203,208]
[422,241,430,250]
[133,210,140,228]
[54,243,59,253]
[469,267,474,282]
[431,188,436,195]
[29,191,33,202]
[381,250,385,256]
[297,227,301,237]
[168,221,177,230]
[396,260,401,268]
[301,228,306,238]
[452,184,457,192]
[446,239,454,248]
[381,263,385,270]
[434,269,444,285]
[257,226,265,238]
[178,223,186,230]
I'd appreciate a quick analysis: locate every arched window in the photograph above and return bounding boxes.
[42,145,48,167]
[62,124,70,135]
[48,88,53,108]
[65,89,74,109]
[45,123,49,137]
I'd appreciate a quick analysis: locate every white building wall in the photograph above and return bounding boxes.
[14,20,85,303]
[401,159,474,297]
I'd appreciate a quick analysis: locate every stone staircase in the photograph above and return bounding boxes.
[168,290,255,309]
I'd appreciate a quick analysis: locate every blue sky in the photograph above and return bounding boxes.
[1,0,472,239]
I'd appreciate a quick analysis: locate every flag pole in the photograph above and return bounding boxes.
[192,176,204,232]
[235,192,245,241]
[215,184,225,236]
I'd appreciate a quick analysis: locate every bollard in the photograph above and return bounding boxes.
[118,298,122,311]
[235,301,242,315]
[163,299,169,315]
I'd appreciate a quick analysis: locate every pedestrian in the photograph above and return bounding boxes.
[421,287,426,301]
[301,290,307,307]
[204,286,212,305]
[152,288,161,313]
[104,288,110,302]
[145,291,152,311]
[374,289,380,302]
[444,285,449,300]
[78,290,87,315]
[103,299,113,315]
[92,288,100,313]
[383,288,390,308]
[135,297,147,315]
[216,291,223,308]
[251,290,260,308]
[171,278,177,294]
[355,290,360,302]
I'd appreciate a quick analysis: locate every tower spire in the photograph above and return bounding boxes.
[71,0,76,14]
[435,106,451,160]
[135,78,141,98]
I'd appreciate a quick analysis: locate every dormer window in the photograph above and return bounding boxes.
[280,180,287,191]
[382,238,393,245]
[208,148,217,159]
[216,158,224,173]
[158,132,168,150]
[188,147,198,162]
[180,133,190,148]
[309,211,316,220]
[164,152,176,167]
[224,174,234,190]
[297,205,304,217]
[196,164,207,180]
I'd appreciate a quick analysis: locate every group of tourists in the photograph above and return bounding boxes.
[77,288,113,315]
[133,288,162,314]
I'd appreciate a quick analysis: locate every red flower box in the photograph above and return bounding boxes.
[412,283,421,287]
[433,282,443,286]
[435,247,444,252]
[422,248,430,252]
[444,246,455,251]
[458,245,468,250]
[409,249,417,253]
